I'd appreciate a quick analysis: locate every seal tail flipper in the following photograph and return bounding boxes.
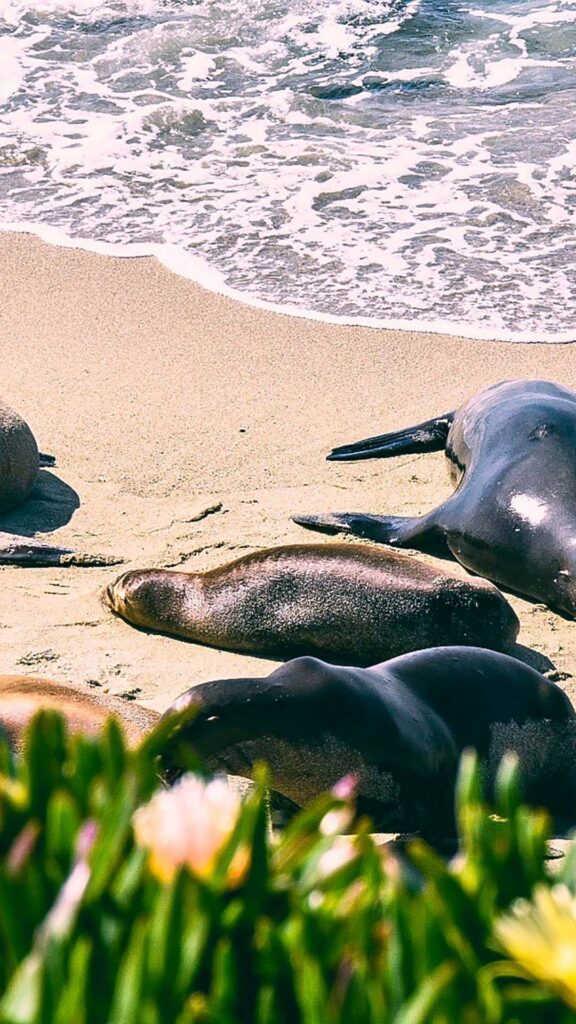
[0,532,124,567]
[38,452,56,467]
[328,412,454,462]
[292,511,438,548]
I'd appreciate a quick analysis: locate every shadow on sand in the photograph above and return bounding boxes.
[0,469,80,537]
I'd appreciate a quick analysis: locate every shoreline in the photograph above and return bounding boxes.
[2,230,576,716]
[2,221,575,346]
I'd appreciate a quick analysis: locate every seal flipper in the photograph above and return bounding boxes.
[293,510,441,549]
[328,412,454,462]
[0,532,123,567]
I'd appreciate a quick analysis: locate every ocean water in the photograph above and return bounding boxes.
[0,0,575,341]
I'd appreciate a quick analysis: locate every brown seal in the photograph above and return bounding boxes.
[104,542,519,664]
[0,675,159,749]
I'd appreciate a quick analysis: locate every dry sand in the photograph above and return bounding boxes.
[2,229,576,722]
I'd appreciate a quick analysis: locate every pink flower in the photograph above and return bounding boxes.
[331,775,358,801]
[316,838,359,879]
[133,775,248,885]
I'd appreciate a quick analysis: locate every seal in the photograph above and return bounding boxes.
[160,647,576,834]
[0,675,159,749]
[104,543,519,664]
[0,399,41,514]
[294,380,576,616]
[0,399,123,567]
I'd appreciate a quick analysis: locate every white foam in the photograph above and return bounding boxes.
[0,0,160,19]
[3,218,576,344]
[0,0,574,341]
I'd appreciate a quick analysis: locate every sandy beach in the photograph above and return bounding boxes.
[2,229,576,718]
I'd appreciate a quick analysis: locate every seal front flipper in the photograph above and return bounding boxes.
[328,412,454,462]
[292,510,440,549]
[0,532,124,567]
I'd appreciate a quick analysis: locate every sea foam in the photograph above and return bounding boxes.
[0,0,575,341]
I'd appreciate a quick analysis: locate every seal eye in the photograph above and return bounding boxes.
[529,423,556,440]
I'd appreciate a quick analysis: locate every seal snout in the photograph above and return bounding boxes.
[551,567,576,619]
[103,568,177,633]
[104,571,135,616]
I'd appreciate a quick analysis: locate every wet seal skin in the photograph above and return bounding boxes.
[295,380,576,616]
[160,646,576,836]
[104,542,518,664]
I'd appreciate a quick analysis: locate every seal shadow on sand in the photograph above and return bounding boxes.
[0,469,80,537]
[507,643,554,675]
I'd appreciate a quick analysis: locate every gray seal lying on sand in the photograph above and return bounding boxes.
[160,646,575,834]
[0,675,159,749]
[295,379,576,616]
[0,399,41,513]
[0,399,122,567]
[104,542,519,664]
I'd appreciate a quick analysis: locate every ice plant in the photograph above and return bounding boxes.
[133,774,247,884]
[316,839,359,880]
[319,774,358,836]
[495,884,576,1009]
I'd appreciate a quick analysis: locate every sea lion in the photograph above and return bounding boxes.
[104,543,519,664]
[295,380,576,616]
[0,675,159,749]
[161,647,576,834]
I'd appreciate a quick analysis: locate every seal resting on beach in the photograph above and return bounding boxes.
[0,399,41,513]
[160,647,576,834]
[0,399,123,567]
[295,380,576,616]
[104,543,519,664]
[0,675,159,749]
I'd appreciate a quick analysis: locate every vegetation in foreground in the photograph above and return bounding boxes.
[0,711,575,1022]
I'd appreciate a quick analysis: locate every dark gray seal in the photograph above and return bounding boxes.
[104,543,518,664]
[295,380,576,616]
[161,647,576,834]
